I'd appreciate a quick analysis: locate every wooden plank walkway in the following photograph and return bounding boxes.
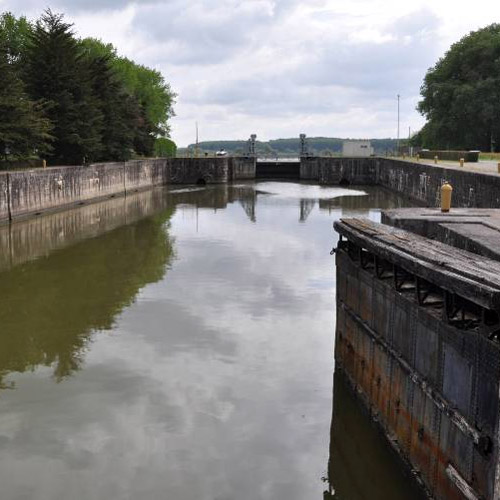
[334,218,500,310]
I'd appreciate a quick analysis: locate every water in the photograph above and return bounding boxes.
[0,182,424,500]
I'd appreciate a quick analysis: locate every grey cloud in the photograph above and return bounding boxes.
[181,8,441,119]
[189,77,356,117]
[3,0,127,16]
[132,0,295,65]
[296,9,441,92]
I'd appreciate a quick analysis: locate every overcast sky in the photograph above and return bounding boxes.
[2,0,500,146]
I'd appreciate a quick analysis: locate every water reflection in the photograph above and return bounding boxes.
[0,182,415,500]
[327,371,426,500]
[0,200,175,383]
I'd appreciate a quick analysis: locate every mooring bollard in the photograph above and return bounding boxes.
[460,158,464,167]
[441,182,452,212]
[434,155,438,164]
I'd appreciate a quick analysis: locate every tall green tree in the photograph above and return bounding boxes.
[0,12,32,68]
[25,10,103,164]
[81,37,176,157]
[84,50,137,161]
[154,137,177,157]
[112,56,176,138]
[0,38,52,160]
[418,24,500,151]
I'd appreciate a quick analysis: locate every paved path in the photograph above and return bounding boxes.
[396,157,500,176]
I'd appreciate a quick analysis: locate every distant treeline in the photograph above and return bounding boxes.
[0,10,176,165]
[181,137,399,156]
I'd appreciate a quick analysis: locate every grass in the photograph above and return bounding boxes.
[480,153,500,161]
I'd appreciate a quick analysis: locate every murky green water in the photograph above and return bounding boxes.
[0,182,424,500]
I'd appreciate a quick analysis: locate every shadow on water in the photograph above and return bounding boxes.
[326,370,427,500]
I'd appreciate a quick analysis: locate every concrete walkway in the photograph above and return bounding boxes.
[395,157,500,176]
[384,207,500,262]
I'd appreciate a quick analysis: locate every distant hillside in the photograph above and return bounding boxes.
[179,137,399,156]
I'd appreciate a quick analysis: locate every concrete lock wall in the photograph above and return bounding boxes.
[300,157,500,209]
[1,158,229,223]
[335,249,499,500]
[8,164,125,220]
[124,159,170,191]
[166,157,229,184]
[229,157,256,180]
[300,157,376,185]
[8,156,500,221]
[0,173,9,223]
[376,158,500,208]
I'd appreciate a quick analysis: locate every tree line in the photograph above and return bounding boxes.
[0,10,176,165]
[182,137,399,156]
[414,23,500,152]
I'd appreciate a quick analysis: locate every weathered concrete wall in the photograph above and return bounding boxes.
[124,159,169,191]
[0,173,9,223]
[300,157,320,180]
[300,157,376,185]
[1,158,230,222]
[300,157,500,209]
[377,158,500,208]
[167,157,229,184]
[229,157,256,180]
[8,164,125,220]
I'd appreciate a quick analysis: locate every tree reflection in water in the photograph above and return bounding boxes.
[0,197,176,384]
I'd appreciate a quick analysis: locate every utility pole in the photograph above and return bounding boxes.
[195,122,199,158]
[397,94,400,156]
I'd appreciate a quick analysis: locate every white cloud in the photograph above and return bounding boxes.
[2,0,500,145]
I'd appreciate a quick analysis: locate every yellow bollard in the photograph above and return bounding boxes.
[416,154,420,162]
[434,155,438,164]
[460,158,464,167]
[441,182,452,212]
